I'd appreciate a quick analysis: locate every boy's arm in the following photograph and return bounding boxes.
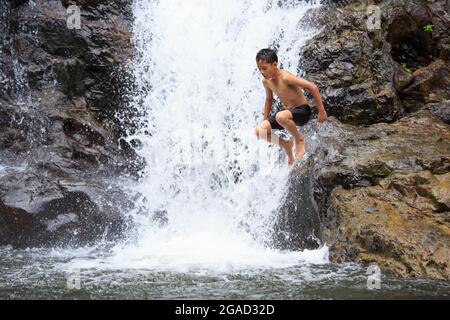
[262,80,273,120]
[285,74,327,122]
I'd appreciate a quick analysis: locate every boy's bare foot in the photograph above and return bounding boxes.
[295,140,305,160]
[281,140,294,165]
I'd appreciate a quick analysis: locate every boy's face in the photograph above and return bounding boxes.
[256,60,277,79]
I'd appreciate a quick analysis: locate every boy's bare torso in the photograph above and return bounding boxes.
[263,69,308,109]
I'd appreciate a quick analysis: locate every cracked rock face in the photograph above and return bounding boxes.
[300,0,449,125]
[0,0,141,247]
[279,110,450,279]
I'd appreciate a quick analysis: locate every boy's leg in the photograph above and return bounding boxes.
[255,120,294,165]
[275,111,305,160]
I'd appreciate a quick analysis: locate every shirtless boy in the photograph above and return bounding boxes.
[254,48,327,165]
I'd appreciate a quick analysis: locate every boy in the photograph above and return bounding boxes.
[254,48,327,165]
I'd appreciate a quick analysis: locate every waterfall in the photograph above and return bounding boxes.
[0,1,30,103]
[81,0,328,272]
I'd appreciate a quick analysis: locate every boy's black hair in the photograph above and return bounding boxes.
[256,48,278,64]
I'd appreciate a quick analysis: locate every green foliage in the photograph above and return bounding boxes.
[401,63,412,74]
[422,24,434,32]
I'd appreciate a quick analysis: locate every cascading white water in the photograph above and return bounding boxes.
[86,0,328,272]
[0,1,30,102]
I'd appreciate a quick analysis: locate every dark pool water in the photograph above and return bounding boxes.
[1,246,449,300]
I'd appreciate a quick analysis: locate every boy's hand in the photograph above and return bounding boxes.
[318,110,327,123]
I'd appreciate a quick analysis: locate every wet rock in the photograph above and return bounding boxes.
[272,166,322,250]
[301,0,449,125]
[0,201,37,247]
[11,0,135,123]
[330,171,450,279]
[284,110,450,279]
[393,61,413,92]
[400,60,450,112]
[0,170,133,248]
[426,100,450,124]
[301,5,402,124]
[0,0,142,247]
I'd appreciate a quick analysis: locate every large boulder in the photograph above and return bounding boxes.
[281,110,450,279]
[0,0,142,247]
[272,166,323,250]
[400,59,450,112]
[1,0,142,170]
[426,100,450,124]
[0,171,133,248]
[300,0,449,125]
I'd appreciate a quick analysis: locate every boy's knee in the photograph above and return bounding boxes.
[275,112,288,124]
[255,127,260,137]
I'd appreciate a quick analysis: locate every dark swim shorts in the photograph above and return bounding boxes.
[268,104,312,130]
